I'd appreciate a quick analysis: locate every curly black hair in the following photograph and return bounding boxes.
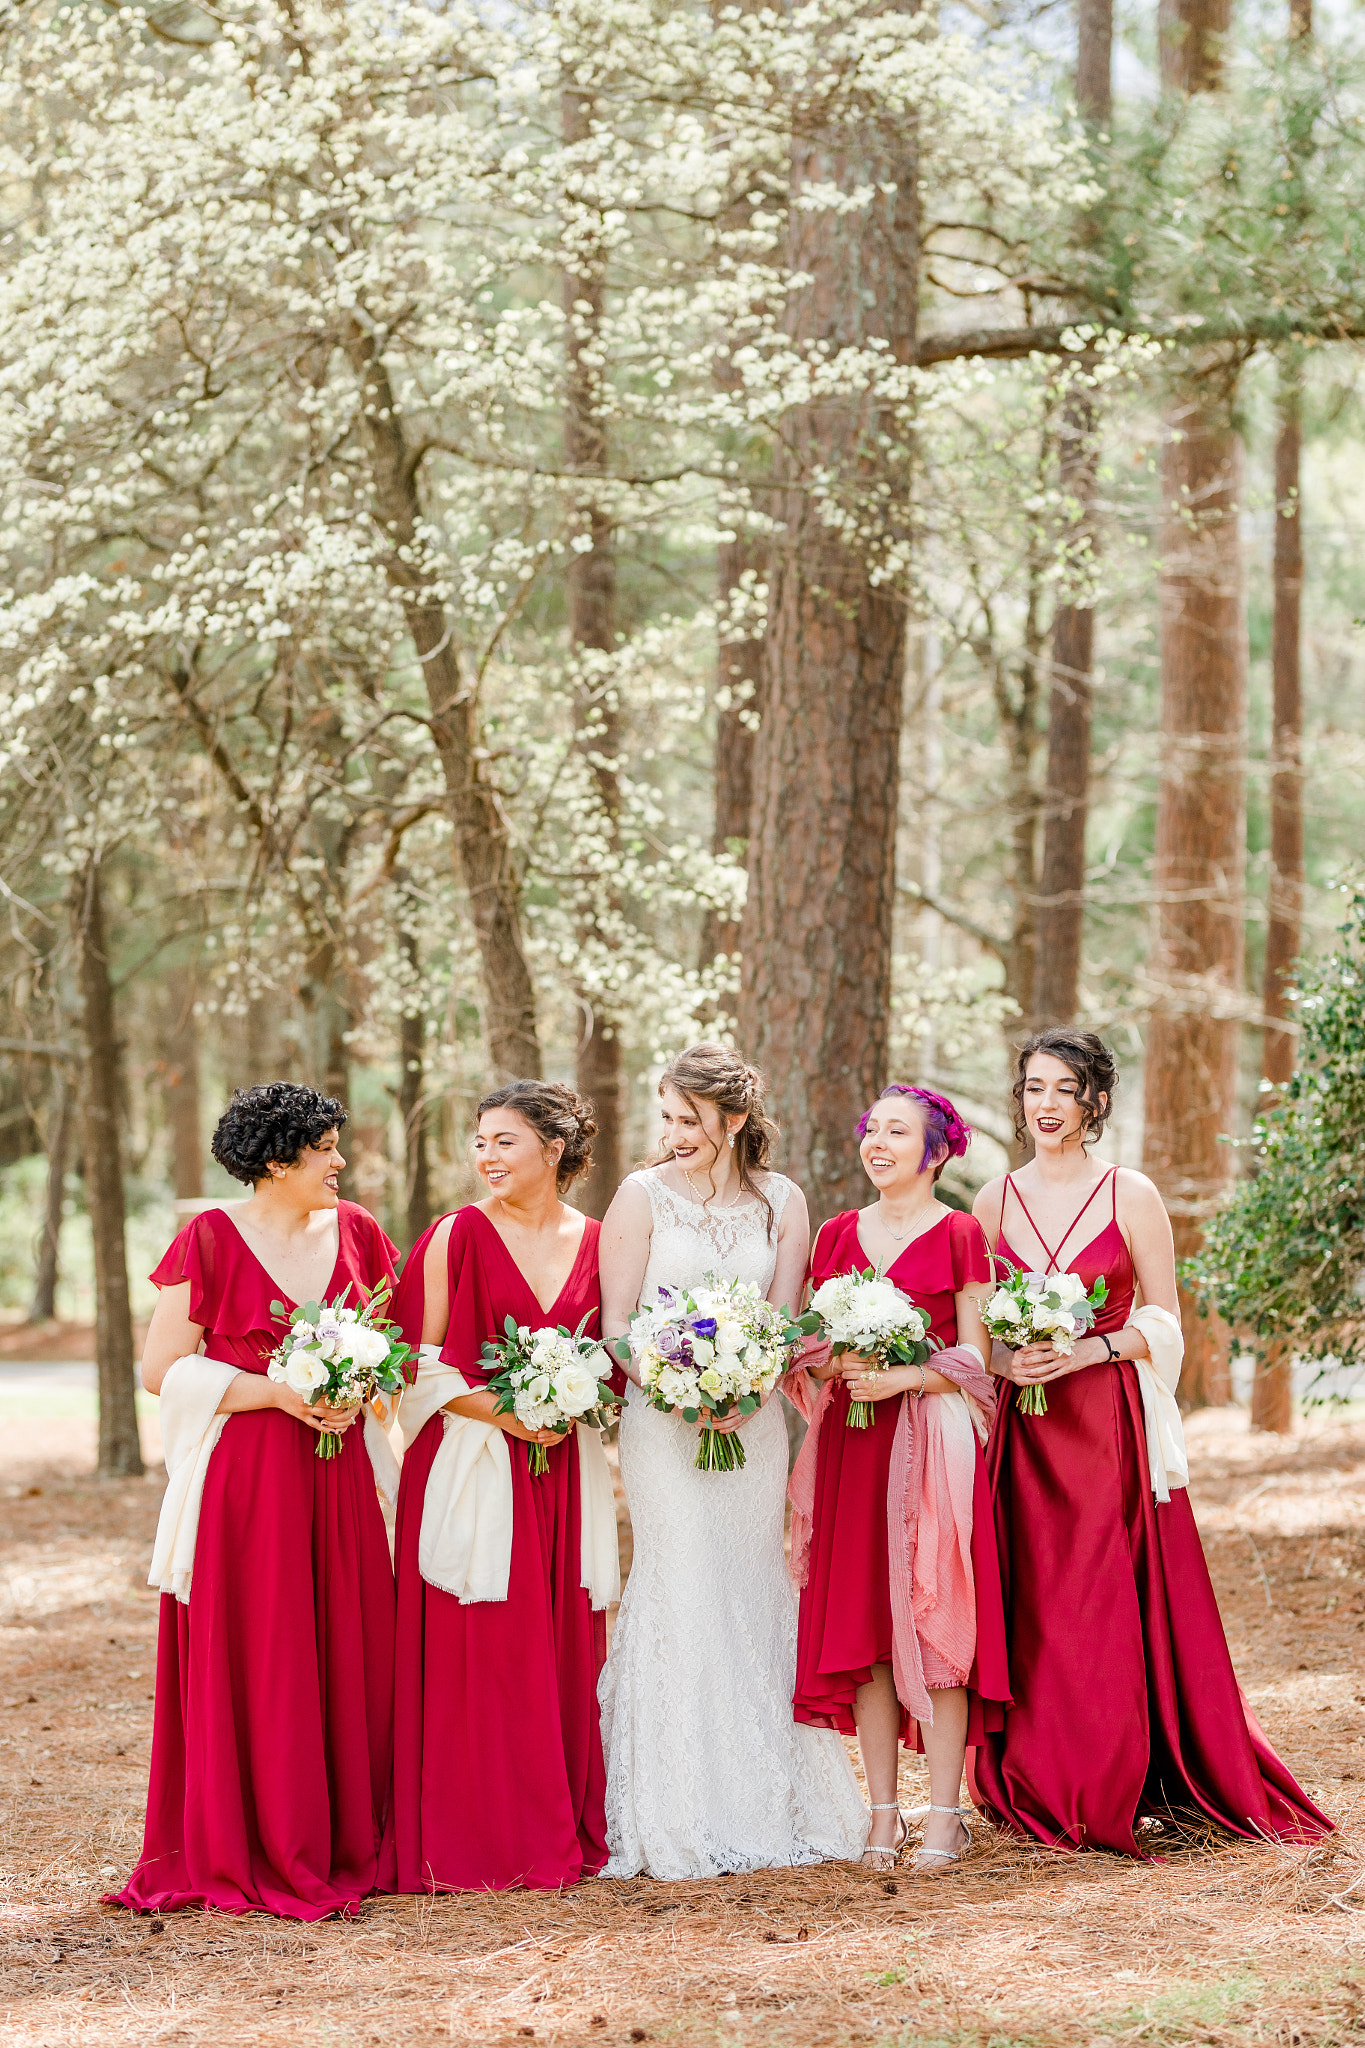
[210,1082,348,1187]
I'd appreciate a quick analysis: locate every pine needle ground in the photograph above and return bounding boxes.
[3,1396,1364,2047]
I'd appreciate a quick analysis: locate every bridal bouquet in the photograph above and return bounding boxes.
[480,1317,619,1475]
[618,1278,795,1473]
[981,1263,1109,1414]
[797,1268,936,1428]
[266,1282,411,1459]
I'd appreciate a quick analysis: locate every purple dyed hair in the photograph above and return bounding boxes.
[856,1084,972,1176]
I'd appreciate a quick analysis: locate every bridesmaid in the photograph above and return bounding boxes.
[972,1027,1331,1853]
[390,1080,609,1891]
[116,1083,399,1918]
[789,1085,1009,1872]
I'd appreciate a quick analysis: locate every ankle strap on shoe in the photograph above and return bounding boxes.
[869,1802,902,1811]
[928,1804,971,1815]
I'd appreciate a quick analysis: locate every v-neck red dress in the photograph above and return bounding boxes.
[116,1201,400,1919]
[971,1169,1331,1853]
[792,1208,1010,1746]
[390,1205,608,1892]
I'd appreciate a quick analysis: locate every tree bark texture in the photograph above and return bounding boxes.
[398,914,434,1245]
[1143,400,1247,1408]
[739,69,917,1220]
[162,966,203,1200]
[1261,366,1306,1102]
[29,1063,73,1323]
[1251,1341,1294,1435]
[701,533,763,966]
[73,861,143,1478]
[1143,0,1244,1409]
[348,333,540,1080]
[1033,0,1111,1029]
[563,84,625,1219]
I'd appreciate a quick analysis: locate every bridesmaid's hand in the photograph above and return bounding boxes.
[1010,1337,1106,1385]
[498,1415,569,1449]
[307,1398,362,1434]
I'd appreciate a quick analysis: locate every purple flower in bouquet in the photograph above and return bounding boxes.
[690,1316,718,1339]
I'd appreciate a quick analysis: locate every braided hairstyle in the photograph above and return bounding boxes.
[476,1080,597,1191]
[655,1042,778,1234]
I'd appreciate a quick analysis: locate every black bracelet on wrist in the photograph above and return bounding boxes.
[1098,1332,1119,1362]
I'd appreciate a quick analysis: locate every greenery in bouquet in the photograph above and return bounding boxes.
[981,1263,1108,1415]
[266,1281,412,1458]
[795,1268,936,1427]
[481,1316,619,1475]
[616,1278,796,1473]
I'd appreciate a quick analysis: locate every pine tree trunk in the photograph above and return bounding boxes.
[346,332,540,1080]
[1143,399,1246,1407]
[1034,0,1111,1029]
[73,861,143,1478]
[701,533,763,967]
[398,915,434,1245]
[163,967,203,1200]
[1253,0,1311,1432]
[1142,0,1244,1410]
[564,85,624,1218]
[30,1064,73,1323]
[739,74,917,1220]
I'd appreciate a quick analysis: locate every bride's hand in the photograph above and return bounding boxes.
[499,1416,568,1448]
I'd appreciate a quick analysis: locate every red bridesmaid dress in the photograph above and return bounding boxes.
[116,1201,400,1918]
[793,1208,1010,1747]
[972,1167,1331,1852]
[390,1206,608,1891]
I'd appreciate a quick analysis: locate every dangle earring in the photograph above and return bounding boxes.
[728,1131,736,1149]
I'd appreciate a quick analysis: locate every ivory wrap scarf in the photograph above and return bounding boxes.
[399,1344,620,1611]
[147,1353,402,1604]
[784,1338,996,1728]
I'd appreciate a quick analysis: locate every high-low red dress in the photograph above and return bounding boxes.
[390,1206,608,1892]
[971,1168,1331,1853]
[116,1201,400,1919]
[793,1208,1011,1747]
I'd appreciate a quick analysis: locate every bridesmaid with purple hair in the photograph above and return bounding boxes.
[785,1084,1010,1873]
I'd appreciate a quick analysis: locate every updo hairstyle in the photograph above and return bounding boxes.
[857,1083,972,1183]
[656,1042,777,1232]
[211,1082,348,1187]
[1011,1027,1118,1146]
[476,1079,597,1191]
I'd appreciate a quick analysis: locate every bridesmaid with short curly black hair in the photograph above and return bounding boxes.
[115,1082,400,1918]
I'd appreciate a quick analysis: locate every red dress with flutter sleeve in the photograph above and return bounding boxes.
[971,1171,1331,1852]
[390,1206,608,1891]
[115,1201,399,1919]
[793,1207,1010,1746]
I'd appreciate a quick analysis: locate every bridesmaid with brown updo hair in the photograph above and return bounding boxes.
[390,1080,610,1892]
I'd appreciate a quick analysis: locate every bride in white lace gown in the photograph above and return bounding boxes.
[597,1046,867,1879]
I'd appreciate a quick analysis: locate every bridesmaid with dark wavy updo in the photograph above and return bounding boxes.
[115,1083,399,1919]
[390,1080,611,1893]
[973,1028,1330,1855]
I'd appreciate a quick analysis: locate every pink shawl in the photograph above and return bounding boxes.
[783,1338,996,1727]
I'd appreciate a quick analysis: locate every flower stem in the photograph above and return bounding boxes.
[1016,1382,1049,1416]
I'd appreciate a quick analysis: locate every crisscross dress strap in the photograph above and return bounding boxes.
[1003,1168,1117,1275]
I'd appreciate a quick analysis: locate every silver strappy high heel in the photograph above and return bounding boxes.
[911,1803,972,1874]
[860,1801,908,1870]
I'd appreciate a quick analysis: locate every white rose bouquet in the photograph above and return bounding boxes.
[266,1281,411,1459]
[796,1267,937,1428]
[980,1262,1110,1414]
[479,1316,619,1475]
[616,1277,797,1473]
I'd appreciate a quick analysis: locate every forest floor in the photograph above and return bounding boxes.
[2,1381,1364,2048]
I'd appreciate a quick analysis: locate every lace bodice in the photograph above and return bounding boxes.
[630,1168,792,1306]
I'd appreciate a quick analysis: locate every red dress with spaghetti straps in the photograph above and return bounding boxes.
[792,1208,1010,1746]
[972,1169,1330,1853]
[115,1202,400,1919]
[390,1206,608,1891]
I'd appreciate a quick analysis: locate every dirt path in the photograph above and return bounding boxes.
[2,1405,1363,2046]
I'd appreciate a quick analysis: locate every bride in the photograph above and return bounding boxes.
[597,1043,868,1878]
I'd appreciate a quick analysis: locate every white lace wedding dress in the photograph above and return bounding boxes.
[598,1169,868,1879]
